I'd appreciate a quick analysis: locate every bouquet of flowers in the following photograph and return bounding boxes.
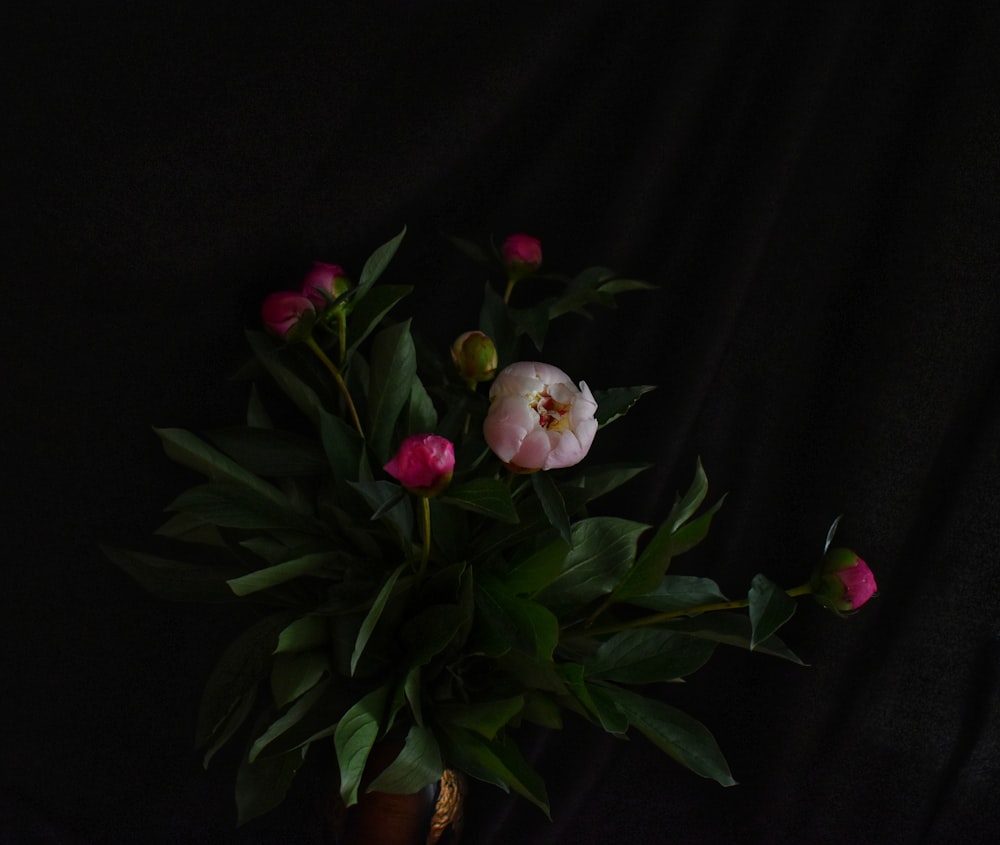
[104,228,877,831]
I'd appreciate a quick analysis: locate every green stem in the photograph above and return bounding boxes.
[503,278,517,304]
[336,310,347,365]
[584,582,814,637]
[305,336,364,437]
[417,496,432,582]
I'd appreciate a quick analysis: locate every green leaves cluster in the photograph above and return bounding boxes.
[104,228,808,827]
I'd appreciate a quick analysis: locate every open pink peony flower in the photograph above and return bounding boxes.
[812,548,878,612]
[484,361,598,471]
[300,262,350,308]
[261,291,316,340]
[384,434,455,495]
[501,233,542,274]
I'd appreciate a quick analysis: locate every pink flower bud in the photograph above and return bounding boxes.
[301,262,351,308]
[383,434,456,495]
[811,548,878,612]
[501,233,542,274]
[483,361,598,471]
[261,291,316,341]
[451,331,498,383]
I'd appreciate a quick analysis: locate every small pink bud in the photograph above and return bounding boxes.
[501,233,542,275]
[301,262,351,308]
[483,361,598,471]
[261,291,316,341]
[451,331,498,383]
[812,548,878,612]
[383,434,456,495]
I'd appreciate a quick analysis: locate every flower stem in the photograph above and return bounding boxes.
[305,336,364,437]
[584,582,814,637]
[503,279,516,304]
[417,496,432,582]
[336,310,347,365]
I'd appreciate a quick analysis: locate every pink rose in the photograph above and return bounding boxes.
[300,262,350,308]
[483,361,598,471]
[383,434,455,495]
[451,331,498,383]
[501,233,542,274]
[261,291,316,340]
[812,548,878,612]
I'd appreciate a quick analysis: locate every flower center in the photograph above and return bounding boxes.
[531,390,571,431]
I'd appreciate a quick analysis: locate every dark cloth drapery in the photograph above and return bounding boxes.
[5,2,999,842]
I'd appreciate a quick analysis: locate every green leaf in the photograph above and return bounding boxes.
[153,512,227,546]
[407,376,438,433]
[196,612,295,750]
[596,278,657,295]
[155,427,289,506]
[531,471,572,546]
[479,283,517,368]
[368,320,417,462]
[823,514,843,554]
[609,461,716,604]
[402,603,467,667]
[748,574,797,650]
[235,746,307,826]
[206,427,327,477]
[319,408,364,487]
[586,629,716,683]
[246,383,272,429]
[334,685,390,806]
[593,385,656,428]
[436,725,550,817]
[202,688,257,769]
[102,545,243,602]
[663,612,805,664]
[534,517,649,610]
[356,227,406,295]
[274,616,329,654]
[441,477,519,523]
[668,494,726,555]
[351,564,407,676]
[245,330,324,425]
[437,696,525,740]
[270,650,329,708]
[508,301,550,350]
[250,679,330,762]
[349,479,414,546]
[609,687,736,786]
[226,551,342,597]
[568,462,651,503]
[345,284,414,358]
[560,664,627,734]
[502,537,569,595]
[625,575,729,612]
[367,725,443,794]
[475,574,559,661]
[167,482,324,536]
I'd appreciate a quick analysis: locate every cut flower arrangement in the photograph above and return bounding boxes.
[105,229,877,831]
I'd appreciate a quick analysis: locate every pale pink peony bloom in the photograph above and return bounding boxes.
[501,233,542,273]
[812,548,878,612]
[261,291,316,340]
[300,262,350,308]
[384,434,455,495]
[484,361,598,471]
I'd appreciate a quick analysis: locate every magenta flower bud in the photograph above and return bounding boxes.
[483,361,598,471]
[261,291,316,341]
[383,434,456,496]
[451,331,498,383]
[301,262,351,308]
[811,548,878,612]
[501,233,542,275]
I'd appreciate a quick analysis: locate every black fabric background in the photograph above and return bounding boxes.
[4,1,1000,842]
